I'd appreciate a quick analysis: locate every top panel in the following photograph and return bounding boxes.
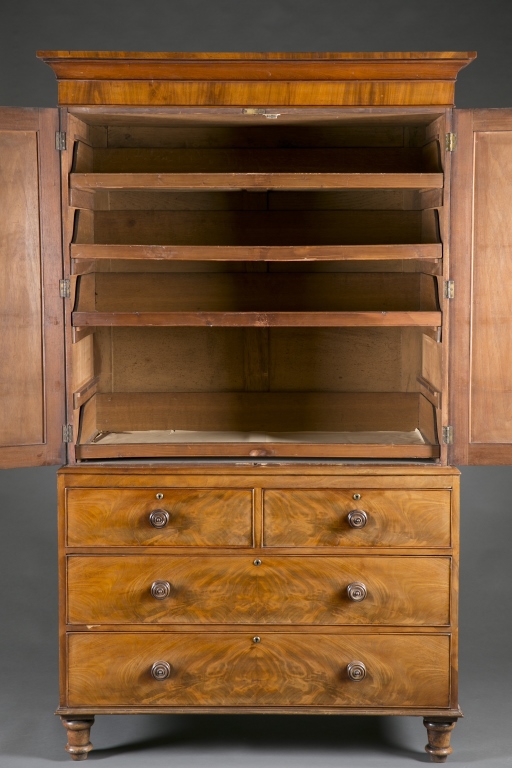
[38,51,476,108]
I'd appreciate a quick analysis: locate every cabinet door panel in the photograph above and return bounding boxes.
[0,108,65,467]
[450,109,512,464]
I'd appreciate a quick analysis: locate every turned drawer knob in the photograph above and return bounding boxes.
[347,582,367,602]
[347,509,368,529]
[151,661,171,680]
[149,509,170,528]
[150,580,171,599]
[347,661,366,681]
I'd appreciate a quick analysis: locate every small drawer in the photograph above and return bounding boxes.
[67,631,451,708]
[66,488,253,547]
[67,554,450,626]
[263,489,451,547]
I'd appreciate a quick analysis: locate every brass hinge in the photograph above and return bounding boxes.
[442,426,454,445]
[55,131,66,150]
[445,133,457,152]
[59,279,70,299]
[62,424,73,443]
[444,280,455,299]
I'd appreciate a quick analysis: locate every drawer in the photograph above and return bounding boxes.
[67,631,451,708]
[66,488,253,547]
[67,555,450,626]
[264,489,451,547]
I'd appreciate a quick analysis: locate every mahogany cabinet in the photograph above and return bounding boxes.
[1,50,511,762]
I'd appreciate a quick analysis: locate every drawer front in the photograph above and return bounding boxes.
[67,632,451,708]
[67,555,450,626]
[264,489,451,547]
[66,488,253,547]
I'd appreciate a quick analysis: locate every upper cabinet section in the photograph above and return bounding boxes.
[37,51,476,108]
[0,108,65,468]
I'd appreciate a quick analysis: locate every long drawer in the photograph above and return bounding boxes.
[67,632,451,708]
[263,488,451,547]
[66,487,253,547]
[67,555,451,626]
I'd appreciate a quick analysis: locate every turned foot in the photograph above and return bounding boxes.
[61,717,95,761]
[423,718,458,763]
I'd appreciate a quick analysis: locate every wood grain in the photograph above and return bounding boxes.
[66,487,253,547]
[66,632,451,708]
[73,310,442,329]
[83,273,440,312]
[422,335,443,393]
[71,171,444,191]
[0,108,65,468]
[71,272,441,328]
[73,269,441,327]
[449,110,512,462]
[71,244,442,262]
[66,554,451,626]
[90,391,426,432]
[76,441,439,460]
[469,128,512,444]
[103,123,411,150]
[78,146,435,174]
[88,209,432,247]
[58,80,457,108]
[263,489,451,547]
[0,128,43,447]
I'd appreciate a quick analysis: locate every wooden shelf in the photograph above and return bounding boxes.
[72,272,441,330]
[76,439,437,460]
[75,391,439,460]
[70,172,444,192]
[71,243,442,263]
[73,310,441,329]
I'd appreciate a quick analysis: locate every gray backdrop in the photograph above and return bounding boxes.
[1,2,511,766]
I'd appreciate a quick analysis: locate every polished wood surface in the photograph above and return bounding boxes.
[60,717,94,762]
[263,489,451,547]
[71,171,444,191]
[59,465,460,481]
[73,312,441,329]
[39,51,475,108]
[75,272,439,312]
[71,243,442,262]
[79,209,438,247]
[468,124,512,443]
[66,632,451,708]
[423,718,458,763]
[66,487,253,547]
[0,108,65,468]
[67,554,451,626]
[58,467,460,750]
[449,109,512,464]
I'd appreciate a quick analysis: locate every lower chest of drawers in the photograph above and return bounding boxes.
[58,466,459,714]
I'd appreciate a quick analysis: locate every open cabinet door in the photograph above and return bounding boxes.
[0,108,65,468]
[450,109,512,464]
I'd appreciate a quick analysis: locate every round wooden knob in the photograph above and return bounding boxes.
[149,509,170,528]
[347,661,366,681]
[347,509,368,529]
[347,582,367,602]
[150,580,171,599]
[151,661,171,680]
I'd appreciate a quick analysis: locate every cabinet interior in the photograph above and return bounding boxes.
[66,110,447,460]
